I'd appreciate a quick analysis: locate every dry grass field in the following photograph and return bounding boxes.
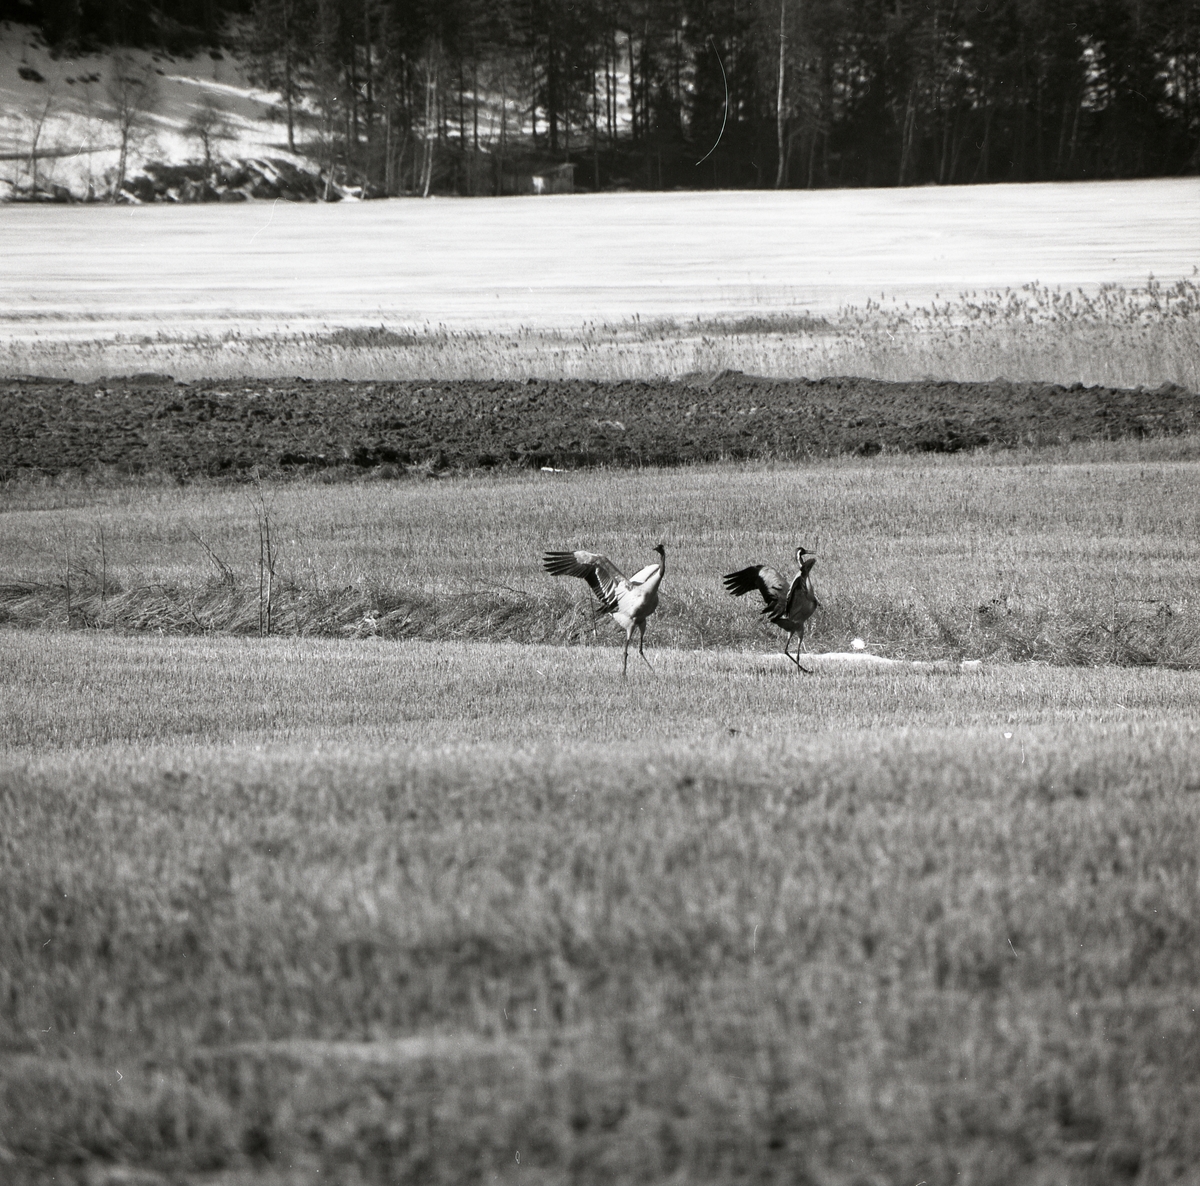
[2,630,1200,1186]
[3,451,1199,665]
[3,449,1200,1185]
[5,277,1198,392]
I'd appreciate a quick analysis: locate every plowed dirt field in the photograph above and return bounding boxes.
[3,372,1196,482]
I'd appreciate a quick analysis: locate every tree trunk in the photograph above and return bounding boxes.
[349,47,359,179]
[283,0,295,151]
[971,102,994,182]
[774,0,787,188]
[1068,91,1081,171]
[948,108,966,184]
[530,51,539,147]
[627,28,637,140]
[114,135,128,202]
[323,114,336,199]
[458,63,466,193]
[938,101,950,183]
[362,1,374,184]
[384,101,392,193]
[548,22,559,154]
[898,86,917,185]
[593,66,600,189]
[394,129,407,195]
[608,24,616,143]
[422,60,436,197]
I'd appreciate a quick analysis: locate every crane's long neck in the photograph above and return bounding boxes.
[639,551,665,599]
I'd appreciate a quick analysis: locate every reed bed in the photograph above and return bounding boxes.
[4,278,1198,390]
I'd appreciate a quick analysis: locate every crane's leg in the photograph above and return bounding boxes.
[637,622,654,670]
[784,633,813,673]
[795,623,814,673]
[794,630,815,674]
[783,633,800,668]
[622,628,632,677]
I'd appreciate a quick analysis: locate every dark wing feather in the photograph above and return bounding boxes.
[543,550,627,611]
[723,565,788,613]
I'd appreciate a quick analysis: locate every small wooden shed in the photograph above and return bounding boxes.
[528,162,577,195]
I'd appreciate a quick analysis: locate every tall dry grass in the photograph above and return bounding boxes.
[3,278,1197,389]
[3,451,1198,666]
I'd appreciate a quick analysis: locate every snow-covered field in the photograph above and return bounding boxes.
[2,179,1197,345]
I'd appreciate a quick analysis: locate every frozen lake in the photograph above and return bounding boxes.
[2,178,1197,342]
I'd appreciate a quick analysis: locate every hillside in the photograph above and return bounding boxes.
[0,20,322,202]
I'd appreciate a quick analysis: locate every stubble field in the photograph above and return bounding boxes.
[3,181,1200,1185]
[3,634,1200,1186]
[4,452,1200,1185]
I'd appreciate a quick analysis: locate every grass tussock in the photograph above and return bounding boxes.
[2,455,1198,668]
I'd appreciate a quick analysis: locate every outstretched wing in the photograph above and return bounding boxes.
[723,565,787,613]
[543,550,628,611]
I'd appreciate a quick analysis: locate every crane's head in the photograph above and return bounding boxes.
[795,544,814,563]
[654,543,666,556]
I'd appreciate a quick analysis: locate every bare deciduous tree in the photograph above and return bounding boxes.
[185,91,235,180]
[774,0,787,189]
[25,85,58,196]
[419,45,441,198]
[249,0,305,152]
[107,52,158,202]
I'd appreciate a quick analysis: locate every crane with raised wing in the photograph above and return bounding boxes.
[723,545,819,672]
[543,544,666,676]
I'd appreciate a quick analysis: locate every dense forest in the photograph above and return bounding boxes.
[9,0,1200,193]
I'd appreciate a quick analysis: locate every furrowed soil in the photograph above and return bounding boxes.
[3,371,1197,481]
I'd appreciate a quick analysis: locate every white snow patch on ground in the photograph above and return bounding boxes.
[1,178,1197,343]
[798,652,984,672]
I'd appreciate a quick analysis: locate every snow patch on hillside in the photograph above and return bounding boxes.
[0,20,305,200]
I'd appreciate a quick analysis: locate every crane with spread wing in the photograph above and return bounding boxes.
[543,544,666,676]
[723,545,819,672]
